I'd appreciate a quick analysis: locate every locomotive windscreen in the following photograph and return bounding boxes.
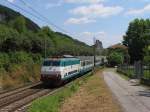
[43,60,60,66]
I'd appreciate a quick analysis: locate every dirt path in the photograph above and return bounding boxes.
[60,70,122,112]
[104,69,150,112]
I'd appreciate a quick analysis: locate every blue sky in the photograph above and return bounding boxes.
[1,0,150,48]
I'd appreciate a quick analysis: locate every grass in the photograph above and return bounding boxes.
[60,69,121,112]
[28,73,92,112]
[116,71,130,80]
[143,70,150,79]
[117,68,150,79]
[117,68,150,86]
[1,64,40,90]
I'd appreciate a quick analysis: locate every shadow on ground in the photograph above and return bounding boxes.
[137,90,150,97]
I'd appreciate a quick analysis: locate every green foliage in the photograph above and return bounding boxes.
[107,52,123,66]
[0,53,9,70]
[123,18,150,63]
[0,4,39,32]
[9,51,33,64]
[144,56,150,65]
[143,45,150,65]
[2,37,21,52]
[0,24,19,50]
[9,16,27,33]
[0,4,93,56]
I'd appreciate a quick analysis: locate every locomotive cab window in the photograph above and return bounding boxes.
[43,60,61,66]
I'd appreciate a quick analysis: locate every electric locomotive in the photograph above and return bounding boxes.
[41,56,81,85]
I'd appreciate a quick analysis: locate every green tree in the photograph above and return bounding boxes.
[123,19,150,63]
[143,45,150,65]
[9,51,33,64]
[0,24,19,50]
[0,53,10,70]
[2,37,21,52]
[107,52,123,66]
[9,16,26,33]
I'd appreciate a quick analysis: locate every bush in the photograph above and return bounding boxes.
[0,53,10,70]
[31,53,43,63]
[107,52,123,66]
[9,51,33,64]
[144,56,150,65]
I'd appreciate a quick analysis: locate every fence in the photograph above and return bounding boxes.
[117,61,150,85]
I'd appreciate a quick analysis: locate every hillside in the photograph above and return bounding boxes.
[0,4,40,32]
[0,4,93,56]
[0,5,93,89]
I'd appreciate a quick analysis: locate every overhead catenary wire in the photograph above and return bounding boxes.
[19,0,70,34]
[3,0,71,35]
[3,0,49,25]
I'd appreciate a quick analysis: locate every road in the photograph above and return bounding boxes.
[103,69,150,112]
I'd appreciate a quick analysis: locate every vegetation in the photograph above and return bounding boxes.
[0,5,94,89]
[143,45,150,65]
[28,73,92,112]
[107,44,127,67]
[107,52,123,67]
[123,18,150,63]
[118,19,150,85]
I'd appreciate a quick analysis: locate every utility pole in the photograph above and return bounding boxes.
[93,37,96,67]
[44,37,47,58]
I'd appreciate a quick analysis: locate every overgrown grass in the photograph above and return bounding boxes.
[117,68,150,86]
[116,70,130,80]
[1,63,40,89]
[117,68,150,79]
[28,73,92,112]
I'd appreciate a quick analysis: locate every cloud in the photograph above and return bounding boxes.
[7,0,15,2]
[45,0,63,9]
[70,4,124,18]
[64,0,105,4]
[128,0,149,2]
[74,31,123,48]
[65,17,96,24]
[75,31,107,46]
[80,31,106,37]
[126,4,150,15]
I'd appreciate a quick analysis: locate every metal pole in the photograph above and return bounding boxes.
[93,37,96,67]
[44,37,47,58]
[94,44,96,67]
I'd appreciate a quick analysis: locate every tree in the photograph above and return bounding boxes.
[9,16,27,33]
[107,52,123,66]
[143,45,150,65]
[123,19,150,63]
[0,24,19,50]
[1,32,21,52]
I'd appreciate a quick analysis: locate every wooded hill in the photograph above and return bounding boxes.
[0,4,93,57]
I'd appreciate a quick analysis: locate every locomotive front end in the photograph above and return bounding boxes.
[40,59,62,84]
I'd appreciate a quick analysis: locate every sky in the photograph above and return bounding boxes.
[0,0,150,48]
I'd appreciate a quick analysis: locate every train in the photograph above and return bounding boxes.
[40,56,102,86]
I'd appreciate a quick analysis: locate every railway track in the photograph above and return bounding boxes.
[0,82,41,99]
[0,81,53,112]
[0,72,92,112]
